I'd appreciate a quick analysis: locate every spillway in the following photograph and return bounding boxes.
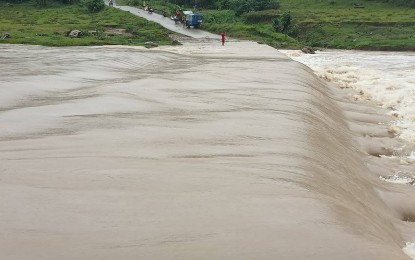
[0,42,411,259]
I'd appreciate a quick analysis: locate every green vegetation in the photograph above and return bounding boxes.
[0,0,414,50]
[85,0,105,12]
[201,9,299,48]
[367,0,415,8]
[0,0,175,46]
[280,0,415,50]
[197,0,415,50]
[126,0,414,50]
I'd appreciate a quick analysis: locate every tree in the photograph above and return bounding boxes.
[272,11,292,33]
[86,0,105,12]
[36,0,47,6]
[228,0,280,16]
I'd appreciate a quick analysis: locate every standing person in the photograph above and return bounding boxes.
[221,31,226,46]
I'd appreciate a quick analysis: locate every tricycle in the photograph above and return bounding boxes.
[184,11,203,28]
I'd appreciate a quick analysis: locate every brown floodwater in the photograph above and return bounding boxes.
[0,42,414,259]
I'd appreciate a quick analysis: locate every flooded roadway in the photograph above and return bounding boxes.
[1,6,415,260]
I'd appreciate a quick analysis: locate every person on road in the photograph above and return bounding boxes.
[221,31,226,46]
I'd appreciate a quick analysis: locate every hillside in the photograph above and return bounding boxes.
[279,0,415,50]
[197,0,415,50]
[0,0,414,50]
[0,0,175,46]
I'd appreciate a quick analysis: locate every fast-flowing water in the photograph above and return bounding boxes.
[1,42,414,259]
[281,49,415,259]
[280,50,415,147]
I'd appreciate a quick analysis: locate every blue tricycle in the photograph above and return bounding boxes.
[184,11,203,28]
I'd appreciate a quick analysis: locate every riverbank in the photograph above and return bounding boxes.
[1,41,413,259]
[0,1,175,46]
[1,1,415,258]
[117,0,415,50]
[1,0,414,50]
[279,0,415,50]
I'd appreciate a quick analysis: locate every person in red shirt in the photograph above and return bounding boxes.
[221,31,225,46]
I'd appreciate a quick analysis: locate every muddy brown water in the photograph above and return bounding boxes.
[1,28,414,260]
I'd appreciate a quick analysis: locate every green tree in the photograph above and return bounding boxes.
[228,0,279,16]
[85,0,105,12]
[252,0,279,11]
[272,11,292,33]
[36,0,47,6]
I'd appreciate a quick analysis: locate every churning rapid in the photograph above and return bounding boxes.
[0,42,414,259]
[281,49,415,146]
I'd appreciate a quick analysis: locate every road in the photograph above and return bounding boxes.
[112,3,220,40]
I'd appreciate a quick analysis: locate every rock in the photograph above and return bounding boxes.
[353,3,365,8]
[301,46,315,54]
[1,32,10,40]
[68,30,82,38]
[144,41,158,47]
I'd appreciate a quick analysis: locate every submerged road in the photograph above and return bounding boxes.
[0,5,414,260]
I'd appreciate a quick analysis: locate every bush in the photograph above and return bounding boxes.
[204,10,238,24]
[35,0,47,6]
[85,0,104,12]
[242,9,279,23]
[286,23,299,37]
[272,11,292,33]
[195,0,216,8]
[252,0,279,11]
[280,11,292,31]
[2,0,25,3]
[127,0,140,6]
[228,0,280,16]
[229,0,250,16]
[61,0,79,4]
[367,0,415,7]
[216,0,231,9]
[94,25,104,39]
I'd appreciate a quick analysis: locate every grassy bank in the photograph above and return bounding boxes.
[1,0,414,50]
[201,0,415,50]
[201,10,300,49]
[119,0,415,50]
[0,1,175,46]
[281,0,415,50]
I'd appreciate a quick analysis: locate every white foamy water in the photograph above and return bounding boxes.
[280,50,415,145]
[379,174,415,185]
[404,242,415,259]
